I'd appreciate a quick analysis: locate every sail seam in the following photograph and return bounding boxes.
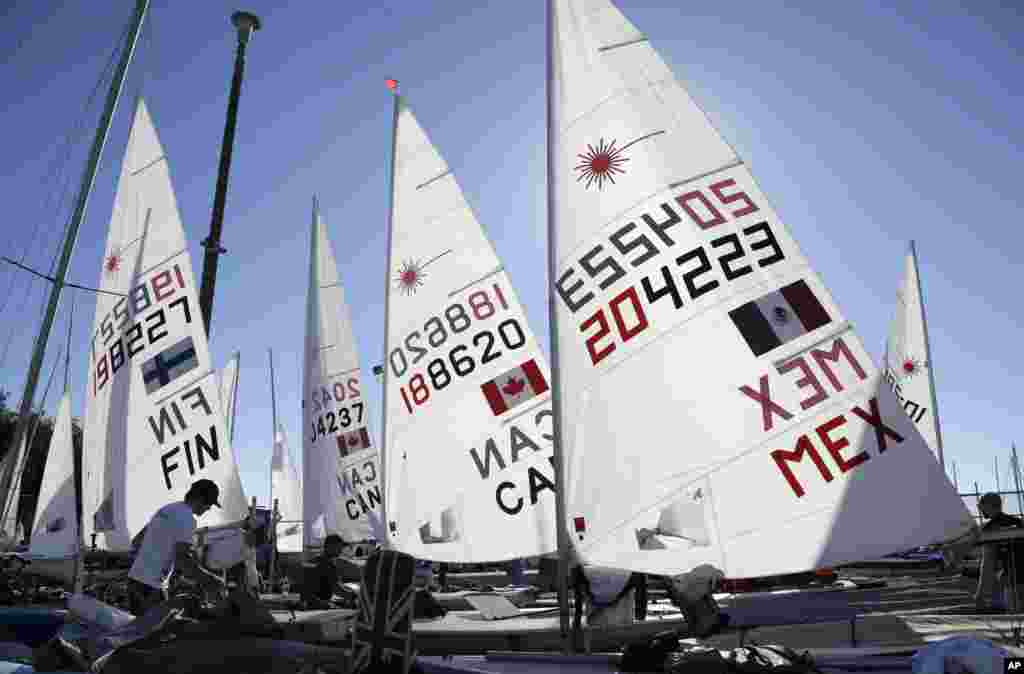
[137,249,185,280]
[152,368,215,407]
[130,155,166,176]
[448,266,504,297]
[328,367,360,377]
[416,171,451,190]
[668,159,745,189]
[598,37,648,52]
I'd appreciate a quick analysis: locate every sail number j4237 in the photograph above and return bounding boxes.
[308,378,363,443]
[389,284,525,414]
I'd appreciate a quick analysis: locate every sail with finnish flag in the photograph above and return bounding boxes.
[884,241,944,469]
[81,99,248,552]
[547,0,973,579]
[381,84,557,563]
[303,199,382,546]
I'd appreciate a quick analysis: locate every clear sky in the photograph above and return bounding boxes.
[1,1,1021,514]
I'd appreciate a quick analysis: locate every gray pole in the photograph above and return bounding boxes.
[380,87,400,550]
[545,0,573,652]
[268,346,277,507]
[1013,445,1024,517]
[0,0,150,534]
[197,11,261,337]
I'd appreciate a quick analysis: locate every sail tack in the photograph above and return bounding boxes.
[303,202,382,546]
[548,0,972,578]
[82,99,248,551]
[381,95,557,563]
[28,393,78,559]
[884,242,943,468]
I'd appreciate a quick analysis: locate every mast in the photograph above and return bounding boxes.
[269,347,278,501]
[228,352,240,443]
[996,456,1001,493]
[910,241,945,470]
[269,346,278,587]
[380,82,401,550]
[0,0,150,536]
[1013,445,1024,517]
[198,11,261,336]
[544,0,572,652]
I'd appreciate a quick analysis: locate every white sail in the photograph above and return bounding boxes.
[218,351,241,443]
[81,99,248,552]
[303,201,382,547]
[548,0,973,578]
[28,393,78,559]
[883,242,943,468]
[271,423,303,553]
[381,93,557,563]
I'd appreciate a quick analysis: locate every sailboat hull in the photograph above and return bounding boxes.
[17,556,76,586]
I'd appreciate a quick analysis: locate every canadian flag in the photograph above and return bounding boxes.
[336,427,371,458]
[480,359,549,416]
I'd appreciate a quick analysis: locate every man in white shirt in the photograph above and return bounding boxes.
[127,479,225,615]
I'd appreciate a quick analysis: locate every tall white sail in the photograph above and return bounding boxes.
[381,92,557,563]
[28,393,78,559]
[218,351,241,443]
[81,99,248,552]
[883,242,943,469]
[303,201,382,547]
[271,423,303,553]
[547,0,973,578]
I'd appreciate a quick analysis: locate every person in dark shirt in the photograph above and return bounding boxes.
[976,492,1024,611]
[302,534,359,607]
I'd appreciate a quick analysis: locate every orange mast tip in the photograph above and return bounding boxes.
[385,79,399,90]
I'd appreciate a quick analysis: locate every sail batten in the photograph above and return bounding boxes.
[548,0,972,578]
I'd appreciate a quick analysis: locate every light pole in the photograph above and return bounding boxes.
[198,11,261,336]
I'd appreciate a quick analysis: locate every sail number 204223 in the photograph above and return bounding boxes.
[554,177,785,367]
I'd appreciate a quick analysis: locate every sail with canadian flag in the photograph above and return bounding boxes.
[547,0,973,579]
[81,99,248,553]
[303,198,383,546]
[883,241,944,469]
[381,88,557,563]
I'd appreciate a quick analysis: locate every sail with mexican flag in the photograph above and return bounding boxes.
[380,82,557,563]
[547,0,972,579]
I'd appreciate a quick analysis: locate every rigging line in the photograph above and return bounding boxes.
[0,258,128,298]
[0,32,120,314]
[0,23,125,372]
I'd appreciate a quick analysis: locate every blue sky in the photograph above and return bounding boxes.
[1,1,1021,512]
